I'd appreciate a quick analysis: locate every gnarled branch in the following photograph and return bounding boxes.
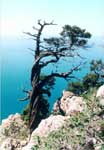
[39,62,83,88]
[19,89,32,101]
[40,58,59,68]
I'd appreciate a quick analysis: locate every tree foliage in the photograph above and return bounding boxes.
[68,59,104,95]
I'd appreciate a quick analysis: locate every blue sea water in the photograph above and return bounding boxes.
[1,37,104,120]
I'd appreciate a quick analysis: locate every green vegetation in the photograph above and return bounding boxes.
[3,119,28,140]
[68,60,104,95]
[31,88,104,150]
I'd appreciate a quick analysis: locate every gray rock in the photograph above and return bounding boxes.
[96,85,104,106]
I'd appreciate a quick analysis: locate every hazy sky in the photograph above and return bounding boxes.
[1,0,104,38]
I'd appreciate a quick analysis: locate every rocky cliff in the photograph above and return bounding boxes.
[0,113,29,150]
[0,86,104,150]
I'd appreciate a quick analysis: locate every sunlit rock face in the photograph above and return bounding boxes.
[32,115,67,137]
[0,113,29,150]
[53,90,86,115]
[22,115,69,150]
[96,85,104,106]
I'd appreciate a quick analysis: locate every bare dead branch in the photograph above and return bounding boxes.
[38,20,57,26]
[39,50,74,61]
[75,52,86,59]
[39,62,83,88]
[40,58,59,68]
[36,20,57,57]
[40,45,50,50]
[28,48,35,52]
[23,32,38,38]
[38,19,42,26]
[32,26,39,31]
[19,89,32,101]
[27,37,37,41]
[22,89,31,94]
[19,97,29,101]
[43,20,57,26]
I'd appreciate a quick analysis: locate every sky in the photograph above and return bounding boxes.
[1,0,104,38]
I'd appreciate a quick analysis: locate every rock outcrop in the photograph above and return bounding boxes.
[96,85,104,106]
[1,90,85,150]
[32,115,68,137]
[1,88,104,150]
[22,115,70,150]
[22,91,86,150]
[53,90,86,115]
[0,113,29,150]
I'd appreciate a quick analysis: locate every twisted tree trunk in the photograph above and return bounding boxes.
[29,85,40,133]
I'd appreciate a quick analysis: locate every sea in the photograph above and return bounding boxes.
[1,36,104,120]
